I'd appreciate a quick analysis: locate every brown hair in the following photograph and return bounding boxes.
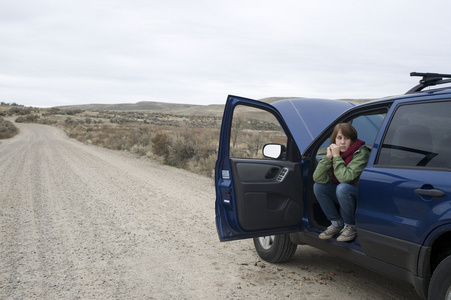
[330,123,358,144]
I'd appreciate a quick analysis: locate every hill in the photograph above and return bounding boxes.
[55,97,309,116]
[56,97,372,116]
[57,101,225,117]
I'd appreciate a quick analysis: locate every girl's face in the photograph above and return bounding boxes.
[335,130,352,153]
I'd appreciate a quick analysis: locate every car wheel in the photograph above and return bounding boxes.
[253,234,297,263]
[428,255,451,300]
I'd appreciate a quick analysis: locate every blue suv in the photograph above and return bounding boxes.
[215,73,451,299]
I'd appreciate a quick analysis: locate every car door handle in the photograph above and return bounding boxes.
[414,188,445,198]
[265,167,280,180]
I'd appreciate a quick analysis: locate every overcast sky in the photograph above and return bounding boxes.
[1,0,450,107]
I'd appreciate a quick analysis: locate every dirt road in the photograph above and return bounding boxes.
[0,122,422,299]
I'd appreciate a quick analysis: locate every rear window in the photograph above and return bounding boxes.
[377,100,451,169]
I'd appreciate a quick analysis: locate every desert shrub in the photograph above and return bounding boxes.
[167,138,195,167]
[43,119,58,125]
[0,118,19,139]
[187,152,217,177]
[15,114,39,123]
[8,107,31,116]
[64,117,86,126]
[151,132,170,159]
[125,127,150,149]
[131,145,149,156]
[105,134,127,150]
[63,109,84,115]
[197,144,217,160]
[110,117,136,124]
[44,107,62,115]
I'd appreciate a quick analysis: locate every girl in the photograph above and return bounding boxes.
[313,123,370,242]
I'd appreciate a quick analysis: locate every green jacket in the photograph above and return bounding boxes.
[313,146,370,187]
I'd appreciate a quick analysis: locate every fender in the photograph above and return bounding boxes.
[417,220,451,280]
[422,207,451,247]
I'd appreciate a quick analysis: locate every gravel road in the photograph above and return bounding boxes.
[0,121,422,299]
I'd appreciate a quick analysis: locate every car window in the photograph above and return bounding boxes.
[316,112,386,160]
[377,100,451,169]
[229,104,287,159]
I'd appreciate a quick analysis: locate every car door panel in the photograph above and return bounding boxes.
[357,167,451,273]
[231,159,302,231]
[215,95,304,241]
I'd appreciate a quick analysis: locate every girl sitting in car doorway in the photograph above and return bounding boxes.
[313,123,370,242]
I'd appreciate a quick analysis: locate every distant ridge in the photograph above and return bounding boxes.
[58,101,197,111]
[57,101,226,116]
[56,97,371,116]
[55,97,299,116]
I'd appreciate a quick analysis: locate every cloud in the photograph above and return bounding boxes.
[1,0,451,107]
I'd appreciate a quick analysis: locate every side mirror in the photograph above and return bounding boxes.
[262,144,286,159]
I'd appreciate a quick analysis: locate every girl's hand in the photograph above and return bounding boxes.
[330,143,341,157]
[326,146,333,159]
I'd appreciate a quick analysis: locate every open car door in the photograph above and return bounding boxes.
[215,95,304,241]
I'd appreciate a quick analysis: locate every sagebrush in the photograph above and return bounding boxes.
[0,118,19,139]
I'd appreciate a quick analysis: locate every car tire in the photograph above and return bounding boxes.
[428,255,451,300]
[253,234,297,263]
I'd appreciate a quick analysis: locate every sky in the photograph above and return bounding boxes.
[1,0,451,107]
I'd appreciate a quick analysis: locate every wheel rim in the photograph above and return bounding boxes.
[446,285,451,300]
[258,236,275,250]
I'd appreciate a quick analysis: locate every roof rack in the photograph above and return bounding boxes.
[406,72,451,94]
